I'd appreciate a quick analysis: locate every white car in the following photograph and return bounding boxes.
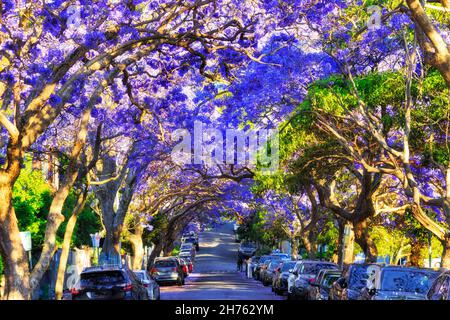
[134,270,160,300]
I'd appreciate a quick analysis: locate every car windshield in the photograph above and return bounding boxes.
[281,262,296,272]
[80,271,125,286]
[380,270,438,294]
[348,265,380,290]
[155,260,177,268]
[134,271,146,280]
[322,274,341,289]
[300,263,337,275]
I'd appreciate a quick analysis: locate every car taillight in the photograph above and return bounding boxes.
[172,267,177,271]
[122,284,133,292]
[70,288,80,295]
[151,268,158,273]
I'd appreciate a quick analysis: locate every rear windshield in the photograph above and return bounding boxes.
[155,260,177,267]
[300,263,337,275]
[81,271,125,286]
[134,272,146,280]
[380,270,438,294]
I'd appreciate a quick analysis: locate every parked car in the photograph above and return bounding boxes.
[180,243,196,256]
[179,258,190,277]
[182,236,199,251]
[179,250,195,262]
[71,265,149,300]
[259,257,280,282]
[262,260,282,286]
[151,257,185,286]
[272,260,297,295]
[134,270,160,300]
[428,270,450,300]
[329,263,382,300]
[307,269,342,300]
[238,241,257,258]
[359,266,439,300]
[289,260,339,300]
[253,255,272,280]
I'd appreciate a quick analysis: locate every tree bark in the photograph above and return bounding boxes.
[54,190,88,300]
[0,179,31,300]
[353,220,378,263]
[440,236,450,268]
[410,240,424,267]
[129,224,144,270]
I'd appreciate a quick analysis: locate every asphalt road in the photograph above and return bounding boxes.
[160,223,282,300]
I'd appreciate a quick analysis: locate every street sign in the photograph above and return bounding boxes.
[20,231,32,251]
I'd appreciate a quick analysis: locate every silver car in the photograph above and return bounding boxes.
[134,270,160,300]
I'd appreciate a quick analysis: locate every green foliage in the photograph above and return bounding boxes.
[13,162,52,250]
[57,192,102,247]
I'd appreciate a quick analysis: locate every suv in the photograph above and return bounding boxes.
[288,260,338,300]
[360,266,439,300]
[71,265,149,300]
[151,257,185,286]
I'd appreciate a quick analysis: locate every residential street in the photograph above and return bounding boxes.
[160,223,282,300]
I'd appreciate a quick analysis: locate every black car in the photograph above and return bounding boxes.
[71,265,149,300]
[289,261,338,300]
[307,269,342,300]
[272,260,297,295]
[428,270,450,300]
[253,255,272,280]
[262,260,282,286]
[360,266,439,300]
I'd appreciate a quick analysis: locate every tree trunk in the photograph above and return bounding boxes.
[148,241,163,270]
[303,234,317,259]
[54,190,88,300]
[440,237,450,268]
[342,223,355,266]
[291,238,299,259]
[410,240,424,267]
[129,224,144,270]
[0,179,31,300]
[353,220,378,263]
